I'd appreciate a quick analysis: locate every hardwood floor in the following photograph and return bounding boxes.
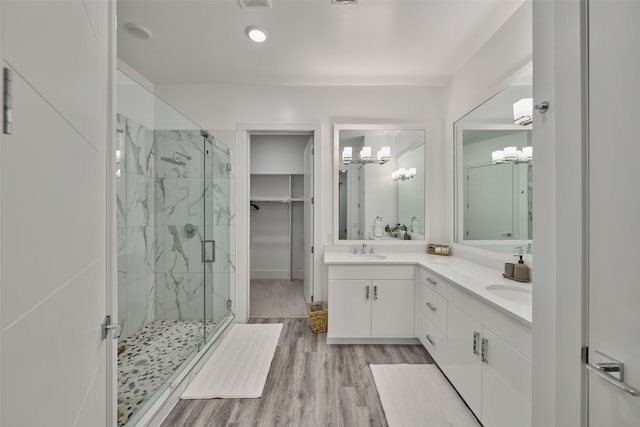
[161,318,433,427]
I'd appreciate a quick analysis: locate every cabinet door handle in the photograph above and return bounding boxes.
[426,302,437,312]
[426,277,437,285]
[366,285,370,300]
[472,331,480,355]
[481,337,489,363]
[426,335,436,346]
[373,285,378,301]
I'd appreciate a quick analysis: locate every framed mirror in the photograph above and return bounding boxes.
[333,124,427,244]
[454,70,533,258]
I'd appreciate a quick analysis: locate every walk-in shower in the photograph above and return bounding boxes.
[116,70,234,426]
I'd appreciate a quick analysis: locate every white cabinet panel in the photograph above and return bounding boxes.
[421,315,447,370]
[329,265,414,280]
[422,283,448,333]
[447,303,483,417]
[328,279,372,338]
[481,328,532,427]
[372,279,414,338]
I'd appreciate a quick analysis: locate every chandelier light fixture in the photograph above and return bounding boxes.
[391,167,416,181]
[342,146,390,165]
[492,146,533,164]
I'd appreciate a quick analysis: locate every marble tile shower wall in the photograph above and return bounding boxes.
[153,129,235,326]
[117,114,157,340]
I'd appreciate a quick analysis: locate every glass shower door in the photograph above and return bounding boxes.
[203,133,233,341]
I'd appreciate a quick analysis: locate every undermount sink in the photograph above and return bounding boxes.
[346,254,387,260]
[486,284,532,305]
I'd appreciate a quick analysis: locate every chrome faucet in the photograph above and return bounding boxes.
[361,243,367,254]
[353,247,358,254]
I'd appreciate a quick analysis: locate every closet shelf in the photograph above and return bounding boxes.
[250,197,291,203]
[250,197,305,203]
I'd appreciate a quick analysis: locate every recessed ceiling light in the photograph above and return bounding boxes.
[246,26,268,43]
[123,22,153,41]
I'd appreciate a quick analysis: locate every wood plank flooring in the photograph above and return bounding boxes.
[161,318,433,427]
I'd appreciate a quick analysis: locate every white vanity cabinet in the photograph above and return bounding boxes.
[447,283,532,427]
[327,265,414,340]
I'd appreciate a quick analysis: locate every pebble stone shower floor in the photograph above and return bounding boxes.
[117,320,215,426]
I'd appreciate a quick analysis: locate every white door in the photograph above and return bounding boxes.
[371,279,414,338]
[587,1,640,425]
[466,163,514,240]
[327,280,372,338]
[447,303,483,417]
[481,328,531,427]
[303,137,314,302]
[1,2,112,426]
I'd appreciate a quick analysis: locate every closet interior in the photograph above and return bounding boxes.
[249,134,314,317]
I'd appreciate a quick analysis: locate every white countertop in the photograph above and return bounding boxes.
[323,251,532,326]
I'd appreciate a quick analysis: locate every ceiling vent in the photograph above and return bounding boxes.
[238,0,272,8]
[332,0,358,4]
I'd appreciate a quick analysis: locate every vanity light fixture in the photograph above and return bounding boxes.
[391,167,416,181]
[492,145,533,164]
[342,146,391,165]
[246,26,268,43]
[513,98,533,126]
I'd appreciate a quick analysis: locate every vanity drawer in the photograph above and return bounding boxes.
[421,315,447,370]
[416,267,448,298]
[422,284,448,333]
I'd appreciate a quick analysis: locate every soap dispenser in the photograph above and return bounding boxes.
[411,216,420,233]
[374,216,383,237]
[513,255,530,282]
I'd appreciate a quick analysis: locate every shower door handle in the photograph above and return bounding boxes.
[202,240,215,263]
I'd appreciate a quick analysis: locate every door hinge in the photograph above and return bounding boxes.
[581,346,589,364]
[311,147,314,155]
[102,315,120,339]
[3,67,13,135]
[311,196,314,204]
[226,299,232,310]
[226,162,232,172]
[311,246,314,254]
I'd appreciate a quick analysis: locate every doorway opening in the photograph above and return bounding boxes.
[248,132,315,319]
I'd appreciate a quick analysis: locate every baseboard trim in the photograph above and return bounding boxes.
[326,337,420,345]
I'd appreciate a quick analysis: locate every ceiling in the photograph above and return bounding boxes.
[117,0,525,86]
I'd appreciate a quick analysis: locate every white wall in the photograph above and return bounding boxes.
[250,134,309,174]
[155,84,444,320]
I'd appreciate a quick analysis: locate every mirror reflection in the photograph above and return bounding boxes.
[454,71,533,256]
[336,126,426,241]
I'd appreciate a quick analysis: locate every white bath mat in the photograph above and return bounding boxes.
[370,364,480,427]
[181,323,283,399]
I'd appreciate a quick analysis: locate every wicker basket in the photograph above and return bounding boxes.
[307,301,328,334]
